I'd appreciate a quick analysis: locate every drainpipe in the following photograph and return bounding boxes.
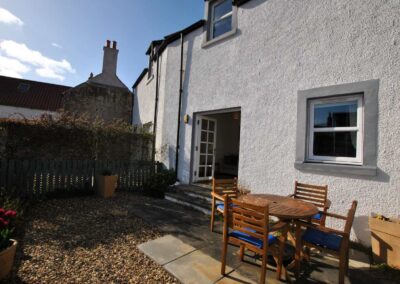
[152,53,160,162]
[175,33,184,180]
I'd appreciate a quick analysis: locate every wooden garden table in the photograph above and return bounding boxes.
[237,194,319,220]
[237,194,319,276]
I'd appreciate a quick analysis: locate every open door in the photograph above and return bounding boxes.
[194,116,217,182]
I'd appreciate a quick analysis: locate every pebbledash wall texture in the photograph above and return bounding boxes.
[133,0,400,245]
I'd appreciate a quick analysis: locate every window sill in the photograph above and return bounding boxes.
[202,28,237,49]
[294,161,377,176]
[146,75,154,85]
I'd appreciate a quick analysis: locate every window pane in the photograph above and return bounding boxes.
[207,144,214,154]
[213,16,232,38]
[313,132,357,158]
[213,0,232,21]
[314,101,358,128]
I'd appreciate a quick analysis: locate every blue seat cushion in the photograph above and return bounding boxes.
[312,213,322,220]
[216,203,238,211]
[229,230,277,248]
[302,228,342,251]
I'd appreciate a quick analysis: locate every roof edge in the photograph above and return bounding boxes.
[132,68,149,89]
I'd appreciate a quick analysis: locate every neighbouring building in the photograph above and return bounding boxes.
[0,75,70,119]
[64,40,133,124]
[132,0,400,245]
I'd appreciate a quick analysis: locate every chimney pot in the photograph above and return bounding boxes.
[106,40,111,48]
[112,41,117,49]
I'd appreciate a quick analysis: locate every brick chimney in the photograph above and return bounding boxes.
[102,40,118,75]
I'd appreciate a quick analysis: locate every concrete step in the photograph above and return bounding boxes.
[165,185,213,215]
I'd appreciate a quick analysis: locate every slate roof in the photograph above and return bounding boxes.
[0,76,71,111]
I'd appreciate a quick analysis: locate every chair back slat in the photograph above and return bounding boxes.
[229,198,269,241]
[294,181,328,209]
[213,178,238,198]
[344,201,358,234]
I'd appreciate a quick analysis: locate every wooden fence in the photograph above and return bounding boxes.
[0,159,160,197]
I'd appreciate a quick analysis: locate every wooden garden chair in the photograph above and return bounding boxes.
[295,200,358,284]
[220,195,289,284]
[291,181,331,226]
[210,178,239,232]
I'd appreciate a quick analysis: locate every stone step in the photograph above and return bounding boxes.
[175,185,212,202]
[165,186,212,215]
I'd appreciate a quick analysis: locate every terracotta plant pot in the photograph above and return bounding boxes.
[0,239,18,280]
[369,217,400,269]
[96,175,118,198]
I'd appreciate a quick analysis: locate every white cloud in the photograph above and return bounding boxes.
[51,42,62,49]
[0,7,23,26]
[0,40,75,81]
[0,55,30,78]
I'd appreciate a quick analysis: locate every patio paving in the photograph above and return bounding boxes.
[132,195,395,284]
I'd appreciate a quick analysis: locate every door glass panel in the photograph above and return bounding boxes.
[202,119,208,130]
[200,143,207,154]
[209,121,215,131]
[206,167,212,176]
[313,131,357,157]
[208,132,214,143]
[207,144,214,154]
[207,155,213,166]
[314,101,358,128]
[200,155,206,165]
[201,131,208,142]
[199,167,205,177]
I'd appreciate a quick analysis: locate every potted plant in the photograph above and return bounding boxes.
[0,208,17,279]
[96,170,118,198]
[369,214,400,269]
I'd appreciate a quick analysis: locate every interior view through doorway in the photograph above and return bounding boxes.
[193,109,241,188]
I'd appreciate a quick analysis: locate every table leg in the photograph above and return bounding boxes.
[295,222,302,278]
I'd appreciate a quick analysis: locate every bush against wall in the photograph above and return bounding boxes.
[0,112,153,161]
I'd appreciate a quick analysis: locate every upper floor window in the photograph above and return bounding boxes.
[210,0,233,39]
[307,95,363,165]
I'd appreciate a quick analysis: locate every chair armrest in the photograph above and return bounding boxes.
[323,211,347,220]
[211,192,224,201]
[324,199,332,210]
[296,220,348,237]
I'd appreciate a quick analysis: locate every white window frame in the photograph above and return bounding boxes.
[210,0,233,40]
[307,95,364,165]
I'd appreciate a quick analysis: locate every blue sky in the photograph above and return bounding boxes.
[0,0,204,87]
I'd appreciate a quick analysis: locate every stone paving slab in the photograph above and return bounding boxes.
[164,249,235,284]
[138,235,197,265]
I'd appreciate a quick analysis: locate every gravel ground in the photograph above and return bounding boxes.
[2,192,178,284]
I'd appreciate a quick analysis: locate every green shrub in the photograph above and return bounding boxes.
[143,169,176,198]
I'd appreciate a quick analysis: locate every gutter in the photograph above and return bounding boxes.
[175,33,185,180]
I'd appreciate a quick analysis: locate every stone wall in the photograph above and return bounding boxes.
[64,82,133,124]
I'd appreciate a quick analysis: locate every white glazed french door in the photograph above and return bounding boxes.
[194,116,217,182]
